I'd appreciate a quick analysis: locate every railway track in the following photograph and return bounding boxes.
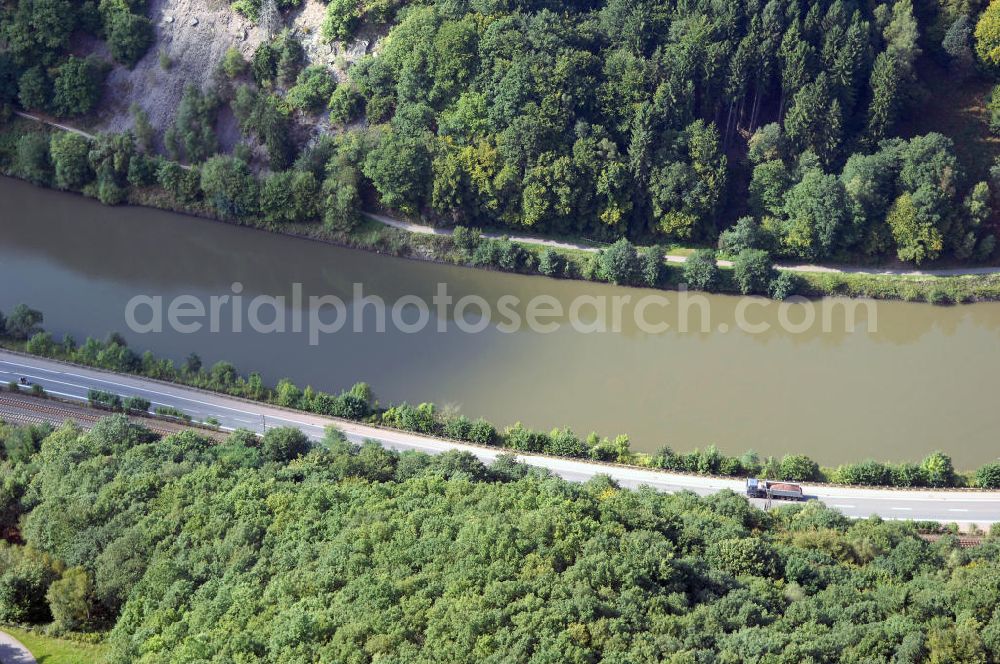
[0,393,222,439]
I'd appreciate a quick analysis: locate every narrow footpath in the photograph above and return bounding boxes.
[363,212,1000,277]
[0,631,36,664]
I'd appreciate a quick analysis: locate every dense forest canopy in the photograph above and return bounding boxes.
[2,0,1000,266]
[1,417,999,662]
[335,0,999,262]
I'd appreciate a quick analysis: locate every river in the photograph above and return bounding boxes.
[2,177,1000,468]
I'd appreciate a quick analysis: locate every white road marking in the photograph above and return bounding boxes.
[891,507,913,511]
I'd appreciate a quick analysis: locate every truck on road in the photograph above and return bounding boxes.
[746,478,805,501]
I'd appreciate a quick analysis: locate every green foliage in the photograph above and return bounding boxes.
[51,56,105,117]
[123,395,150,413]
[322,0,362,43]
[779,454,819,481]
[251,42,278,85]
[260,169,320,224]
[45,566,93,633]
[104,9,153,68]
[164,85,218,164]
[920,451,956,488]
[286,65,336,113]
[537,248,563,277]
[597,238,640,285]
[327,83,364,125]
[200,155,258,218]
[220,46,247,79]
[233,87,294,169]
[769,271,799,300]
[887,191,944,264]
[0,543,60,623]
[7,303,44,339]
[975,462,1000,488]
[156,161,200,201]
[975,0,1000,68]
[17,66,50,111]
[835,460,893,486]
[682,248,719,291]
[718,217,770,256]
[276,31,305,87]
[261,426,311,462]
[732,249,775,295]
[14,132,52,185]
[87,389,123,411]
[49,131,92,189]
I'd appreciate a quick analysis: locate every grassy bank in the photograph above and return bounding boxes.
[4,118,1000,304]
[1,625,106,663]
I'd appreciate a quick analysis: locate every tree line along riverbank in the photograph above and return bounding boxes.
[6,117,1000,304]
[2,303,999,489]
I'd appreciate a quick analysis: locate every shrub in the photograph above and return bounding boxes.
[718,216,770,255]
[50,132,92,190]
[468,419,497,445]
[443,415,472,440]
[975,462,1000,489]
[251,42,278,85]
[200,155,258,218]
[52,56,106,117]
[920,451,955,488]
[261,427,311,462]
[322,0,362,42]
[545,428,586,457]
[769,271,799,300]
[88,389,124,411]
[165,85,218,163]
[14,133,52,185]
[452,226,482,254]
[779,454,819,482]
[7,304,44,339]
[221,47,247,79]
[598,238,640,285]
[733,249,775,295]
[328,84,364,125]
[286,66,336,113]
[260,170,320,223]
[106,11,153,67]
[123,396,151,413]
[835,460,892,486]
[154,406,191,421]
[25,332,56,356]
[639,245,663,287]
[157,161,200,201]
[891,463,926,487]
[46,567,94,633]
[538,248,563,277]
[17,66,50,111]
[682,249,719,291]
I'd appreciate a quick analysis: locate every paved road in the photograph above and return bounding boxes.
[2,350,998,526]
[0,631,36,664]
[364,211,1000,277]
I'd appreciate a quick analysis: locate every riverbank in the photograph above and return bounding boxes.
[3,316,999,489]
[5,117,1000,303]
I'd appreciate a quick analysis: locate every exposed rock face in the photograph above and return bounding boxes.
[97,0,265,135]
[94,0,376,143]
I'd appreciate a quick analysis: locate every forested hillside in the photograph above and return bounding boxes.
[1,417,999,662]
[334,0,1000,263]
[4,0,1000,266]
